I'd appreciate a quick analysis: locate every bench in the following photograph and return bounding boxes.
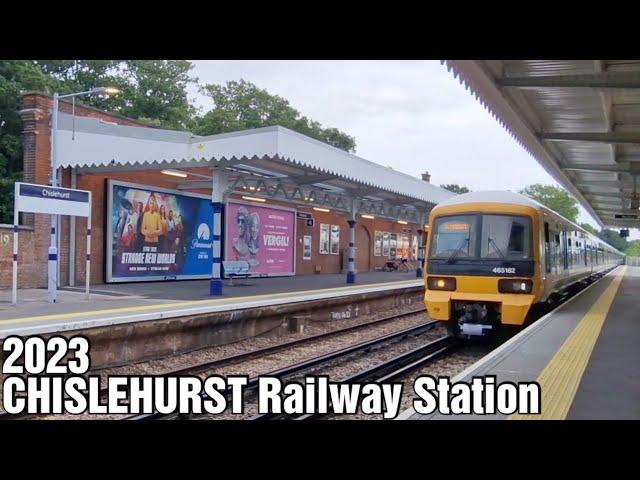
[222,260,252,285]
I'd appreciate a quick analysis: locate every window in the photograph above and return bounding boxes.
[480,215,531,260]
[430,214,532,261]
[430,215,478,259]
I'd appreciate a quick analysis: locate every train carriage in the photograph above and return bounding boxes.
[424,191,625,338]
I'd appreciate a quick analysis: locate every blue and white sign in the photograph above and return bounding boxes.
[16,182,91,217]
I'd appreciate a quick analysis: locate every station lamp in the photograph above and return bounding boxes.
[361,214,375,219]
[313,207,330,213]
[242,195,266,203]
[161,169,188,178]
[48,86,119,303]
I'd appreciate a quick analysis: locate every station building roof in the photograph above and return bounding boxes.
[444,60,640,229]
[56,112,454,224]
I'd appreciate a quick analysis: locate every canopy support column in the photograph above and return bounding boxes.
[210,169,229,296]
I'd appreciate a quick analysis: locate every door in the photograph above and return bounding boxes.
[356,225,371,272]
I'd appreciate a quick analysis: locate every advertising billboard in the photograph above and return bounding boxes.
[106,180,213,282]
[225,200,296,277]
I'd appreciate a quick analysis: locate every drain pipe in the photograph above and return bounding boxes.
[69,167,77,286]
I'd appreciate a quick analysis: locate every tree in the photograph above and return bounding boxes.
[195,80,356,152]
[0,61,57,223]
[626,240,640,256]
[580,223,598,235]
[440,184,470,194]
[36,60,198,130]
[520,184,579,223]
[0,64,358,223]
[597,229,628,252]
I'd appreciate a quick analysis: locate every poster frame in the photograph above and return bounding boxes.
[319,223,330,255]
[374,230,382,256]
[330,224,340,255]
[105,179,212,283]
[303,235,312,260]
[224,199,297,277]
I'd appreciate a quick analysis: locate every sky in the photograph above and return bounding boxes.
[188,60,637,239]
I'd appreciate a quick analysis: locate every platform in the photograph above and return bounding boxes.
[0,271,422,338]
[401,265,639,420]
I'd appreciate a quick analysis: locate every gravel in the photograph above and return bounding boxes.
[11,305,434,420]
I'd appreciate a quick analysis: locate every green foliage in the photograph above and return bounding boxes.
[580,223,598,235]
[597,229,628,252]
[520,184,579,223]
[0,63,356,224]
[440,184,470,194]
[36,60,198,130]
[626,240,640,256]
[194,80,356,152]
[0,61,57,223]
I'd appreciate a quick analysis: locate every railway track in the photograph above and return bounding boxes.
[250,334,457,420]
[129,318,440,421]
[0,306,429,421]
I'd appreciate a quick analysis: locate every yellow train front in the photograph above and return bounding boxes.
[424,191,624,339]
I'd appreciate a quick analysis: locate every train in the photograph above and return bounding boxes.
[424,191,625,338]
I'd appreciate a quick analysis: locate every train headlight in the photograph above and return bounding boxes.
[427,277,456,291]
[498,279,533,294]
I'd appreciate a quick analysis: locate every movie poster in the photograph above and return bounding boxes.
[330,225,340,255]
[106,180,213,282]
[225,201,295,276]
[303,235,312,260]
[374,231,382,256]
[389,233,398,259]
[382,232,390,257]
[319,224,330,254]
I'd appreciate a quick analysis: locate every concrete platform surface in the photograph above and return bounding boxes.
[0,271,422,338]
[401,265,638,420]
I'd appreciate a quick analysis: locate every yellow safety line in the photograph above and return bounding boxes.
[0,279,420,326]
[509,266,626,420]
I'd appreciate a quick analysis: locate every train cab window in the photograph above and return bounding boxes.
[480,215,531,260]
[430,215,478,259]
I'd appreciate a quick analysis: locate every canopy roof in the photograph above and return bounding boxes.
[445,60,640,229]
[57,112,454,223]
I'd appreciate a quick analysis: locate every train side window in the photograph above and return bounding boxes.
[544,222,551,273]
[561,231,569,270]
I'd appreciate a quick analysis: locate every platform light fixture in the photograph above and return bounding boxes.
[361,214,375,219]
[397,220,408,225]
[91,86,121,95]
[48,85,120,304]
[161,169,188,178]
[242,195,266,203]
[313,207,330,212]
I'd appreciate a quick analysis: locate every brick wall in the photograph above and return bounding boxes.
[7,93,158,289]
[6,92,425,289]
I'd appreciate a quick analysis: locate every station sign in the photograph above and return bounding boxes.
[296,212,313,220]
[615,214,638,219]
[16,182,91,217]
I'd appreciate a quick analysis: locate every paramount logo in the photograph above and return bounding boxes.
[263,234,289,247]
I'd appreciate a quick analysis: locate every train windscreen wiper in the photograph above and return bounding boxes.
[487,237,506,259]
[446,238,469,264]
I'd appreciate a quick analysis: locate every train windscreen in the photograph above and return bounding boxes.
[430,214,532,260]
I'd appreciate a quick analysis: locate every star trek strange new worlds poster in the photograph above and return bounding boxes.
[107,180,213,282]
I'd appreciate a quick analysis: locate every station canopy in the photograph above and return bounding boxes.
[56,112,454,224]
[445,60,640,229]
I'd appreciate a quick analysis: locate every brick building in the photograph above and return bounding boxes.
[1,93,454,290]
